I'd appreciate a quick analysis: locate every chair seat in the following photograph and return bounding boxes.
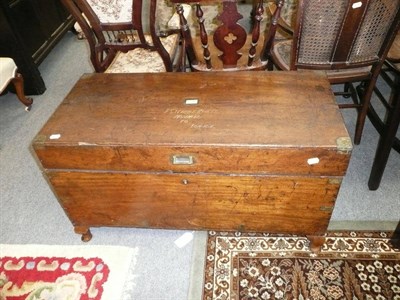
[272,39,372,83]
[105,33,180,73]
[387,33,400,62]
[387,33,400,70]
[0,57,18,92]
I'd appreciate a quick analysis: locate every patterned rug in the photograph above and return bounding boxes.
[0,244,137,300]
[202,231,400,300]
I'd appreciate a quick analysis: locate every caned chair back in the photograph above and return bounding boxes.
[292,0,400,70]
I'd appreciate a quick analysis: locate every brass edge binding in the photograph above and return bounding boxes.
[319,206,334,212]
[336,137,353,154]
[328,178,342,185]
[32,135,47,147]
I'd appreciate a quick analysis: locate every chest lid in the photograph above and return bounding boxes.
[33,71,352,175]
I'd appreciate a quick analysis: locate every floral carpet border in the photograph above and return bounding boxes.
[202,231,400,300]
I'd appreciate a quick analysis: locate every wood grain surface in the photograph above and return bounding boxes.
[32,71,352,240]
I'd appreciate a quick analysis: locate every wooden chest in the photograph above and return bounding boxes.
[32,71,352,242]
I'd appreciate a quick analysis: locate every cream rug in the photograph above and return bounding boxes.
[0,244,138,300]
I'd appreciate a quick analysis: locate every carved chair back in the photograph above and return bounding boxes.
[172,0,282,71]
[61,0,181,72]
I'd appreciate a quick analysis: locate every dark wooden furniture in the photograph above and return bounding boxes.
[267,0,400,145]
[368,78,400,190]
[172,0,280,71]
[368,34,400,190]
[267,0,294,37]
[0,57,33,111]
[0,0,74,95]
[9,73,33,111]
[61,0,183,73]
[390,221,400,250]
[32,71,352,248]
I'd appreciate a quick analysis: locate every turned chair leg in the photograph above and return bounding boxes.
[11,73,33,111]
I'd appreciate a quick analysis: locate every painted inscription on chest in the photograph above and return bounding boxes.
[164,108,216,129]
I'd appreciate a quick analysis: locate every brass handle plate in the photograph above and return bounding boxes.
[172,155,194,165]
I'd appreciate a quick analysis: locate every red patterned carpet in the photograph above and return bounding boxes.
[0,244,137,299]
[0,256,108,299]
[203,231,400,300]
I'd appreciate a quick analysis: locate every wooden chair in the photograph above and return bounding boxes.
[171,0,282,71]
[266,0,296,37]
[368,33,400,190]
[0,57,33,111]
[61,0,186,73]
[267,0,400,145]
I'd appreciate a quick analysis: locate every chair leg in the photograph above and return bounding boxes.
[368,103,400,153]
[368,81,400,190]
[354,80,375,145]
[342,82,353,98]
[267,59,274,71]
[335,83,355,99]
[368,63,400,153]
[11,73,33,111]
[390,220,400,250]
